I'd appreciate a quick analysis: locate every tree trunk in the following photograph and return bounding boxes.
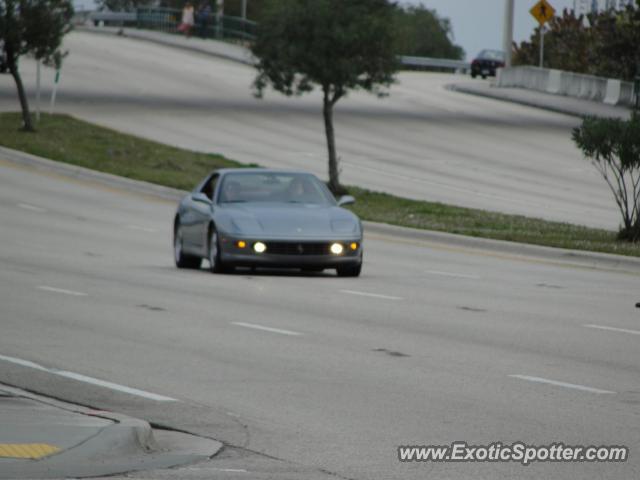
[9,58,34,132]
[322,89,341,194]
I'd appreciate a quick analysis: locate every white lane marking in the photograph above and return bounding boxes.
[232,322,302,336]
[508,375,616,394]
[0,354,178,402]
[425,270,480,279]
[583,324,640,336]
[37,285,88,297]
[126,225,158,233]
[340,290,403,301]
[218,469,248,473]
[17,203,47,213]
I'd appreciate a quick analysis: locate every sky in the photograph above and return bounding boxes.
[401,0,577,60]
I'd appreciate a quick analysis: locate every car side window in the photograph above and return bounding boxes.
[201,174,219,200]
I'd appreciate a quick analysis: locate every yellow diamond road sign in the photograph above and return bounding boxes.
[530,0,556,26]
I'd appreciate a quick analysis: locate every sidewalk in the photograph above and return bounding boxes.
[78,25,255,65]
[447,80,633,120]
[0,384,221,479]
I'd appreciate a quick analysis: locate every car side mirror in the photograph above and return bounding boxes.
[337,195,355,206]
[191,192,212,205]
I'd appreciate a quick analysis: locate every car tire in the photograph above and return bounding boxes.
[336,263,361,277]
[471,72,477,78]
[481,74,487,79]
[208,227,232,274]
[174,224,201,269]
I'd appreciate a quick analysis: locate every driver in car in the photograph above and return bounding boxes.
[221,181,242,202]
[287,177,319,203]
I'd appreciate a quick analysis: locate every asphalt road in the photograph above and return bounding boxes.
[0,30,619,229]
[0,160,638,480]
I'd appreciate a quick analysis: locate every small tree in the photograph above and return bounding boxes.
[0,0,74,131]
[573,114,640,241]
[251,0,397,193]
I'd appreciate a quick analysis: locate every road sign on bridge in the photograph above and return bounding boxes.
[530,0,556,26]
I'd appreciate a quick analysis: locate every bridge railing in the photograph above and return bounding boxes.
[135,7,256,41]
[399,56,470,73]
[89,9,465,72]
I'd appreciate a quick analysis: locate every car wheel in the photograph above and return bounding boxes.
[471,72,477,78]
[336,263,361,277]
[208,228,232,274]
[481,74,487,79]
[174,224,201,269]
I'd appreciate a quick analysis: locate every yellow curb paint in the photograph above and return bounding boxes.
[0,443,61,459]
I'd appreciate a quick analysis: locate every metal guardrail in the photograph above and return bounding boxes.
[89,11,137,26]
[400,56,470,73]
[88,8,255,41]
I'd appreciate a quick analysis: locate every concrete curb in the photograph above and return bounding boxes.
[0,383,158,453]
[446,83,632,120]
[364,221,640,274]
[0,145,184,202]
[2,144,639,273]
[76,25,255,66]
[0,384,223,479]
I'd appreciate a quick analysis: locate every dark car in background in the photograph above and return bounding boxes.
[470,49,505,79]
[173,169,363,277]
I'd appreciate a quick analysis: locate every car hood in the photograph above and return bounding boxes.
[218,204,360,237]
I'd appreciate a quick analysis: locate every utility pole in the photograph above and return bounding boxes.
[503,0,514,67]
[241,0,247,20]
[539,25,545,68]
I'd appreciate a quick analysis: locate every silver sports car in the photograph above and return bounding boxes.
[173,169,363,276]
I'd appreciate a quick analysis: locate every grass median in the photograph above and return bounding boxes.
[2,112,638,258]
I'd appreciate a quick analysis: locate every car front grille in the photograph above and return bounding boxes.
[265,242,330,256]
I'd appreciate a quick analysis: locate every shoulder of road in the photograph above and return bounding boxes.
[3,144,639,275]
[0,383,221,479]
[446,80,632,120]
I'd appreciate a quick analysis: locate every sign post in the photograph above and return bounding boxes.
[36,60,41,122]
[529,0,556,68]
[49,69,61,115]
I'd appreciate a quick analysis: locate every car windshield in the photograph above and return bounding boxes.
[478,50,505,61]
[218,172,336,206]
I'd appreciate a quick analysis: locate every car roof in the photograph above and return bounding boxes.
[215,168,317,176]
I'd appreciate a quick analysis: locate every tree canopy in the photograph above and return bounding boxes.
[251,0,397,192]
[514,2,640,81]
[392,4,464,59]
[0,0,74,131]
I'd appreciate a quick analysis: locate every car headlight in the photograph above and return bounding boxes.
[330,243,344,255]
[253,241,267,253]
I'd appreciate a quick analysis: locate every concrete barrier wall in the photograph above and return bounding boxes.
[496,66,635,108]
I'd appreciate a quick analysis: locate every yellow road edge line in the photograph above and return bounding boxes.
[0,443,61,459]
